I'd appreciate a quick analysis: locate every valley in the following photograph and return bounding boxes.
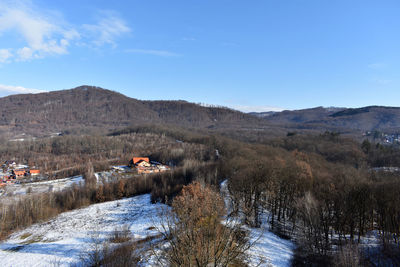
[0,88,398,266]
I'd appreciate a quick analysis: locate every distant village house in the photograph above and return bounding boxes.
[130,156,170,174]
[130,157,150,167]
[29,169,40,176]
[12,169,26,178]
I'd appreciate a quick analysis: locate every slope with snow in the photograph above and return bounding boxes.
[0,194,165,267]
[220,180,294,267]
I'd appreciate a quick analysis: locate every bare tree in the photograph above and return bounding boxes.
[153,182,251,267]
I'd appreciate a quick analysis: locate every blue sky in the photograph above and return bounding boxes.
[0,0,399,111]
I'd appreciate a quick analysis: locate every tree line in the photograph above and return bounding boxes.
[225,133,400,266]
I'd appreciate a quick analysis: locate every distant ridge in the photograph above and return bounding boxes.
[330,106,400,117]
[254,105,400,132]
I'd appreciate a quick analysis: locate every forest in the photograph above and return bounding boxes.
[0,126,399,266]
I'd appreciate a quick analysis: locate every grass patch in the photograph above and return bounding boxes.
[19,232,32,240]
[109,225,132,243]
[20,235,44,245]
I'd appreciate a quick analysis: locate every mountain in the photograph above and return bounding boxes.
[1,85,400,139]
[255,106,400,133]
[261,107,345,124]
[0,86,264,137]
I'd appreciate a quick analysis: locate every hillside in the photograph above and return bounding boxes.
[0,86,263,137]
[1,86,400,139]
[256,106,400,133]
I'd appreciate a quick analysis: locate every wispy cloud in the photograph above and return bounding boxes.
[82,11,131,47]
[368,62,386,70]
[0,1,79,61]
[125,48,181,57]
[0,84,47,94]
[0,49,12,63]
[373,78,392,85]
[230,105,285,113]
[0,2,130,62]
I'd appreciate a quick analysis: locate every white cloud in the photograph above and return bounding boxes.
[125,48,180,57]
[0,1,80,61]
[17,46,34,61]
[0,2,130,62]
[230,105,285,113]
[83,11,131,47]
[0,84,47,94]
[0,48,12,62]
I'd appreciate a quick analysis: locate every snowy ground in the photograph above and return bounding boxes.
[1,176,83,197]
[0,194,166,267]
[246,224,294,266]
[0,178,294,267]
[220,180,294,267]
[0,176,85,207]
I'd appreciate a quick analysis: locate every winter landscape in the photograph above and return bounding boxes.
[0,0,399,266]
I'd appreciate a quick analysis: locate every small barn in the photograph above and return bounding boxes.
[29,169,40,176]
[130,157,150,167]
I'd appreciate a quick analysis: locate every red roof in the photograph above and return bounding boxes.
[132,157,150,165]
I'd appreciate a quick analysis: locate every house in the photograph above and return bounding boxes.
[132,157,150,165]
[13,169,26,178]
[29,169,40,176]
[137,160,151,167]
[130,156,170,174]
[137,166,160,174]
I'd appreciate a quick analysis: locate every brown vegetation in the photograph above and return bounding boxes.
[0,132,212,179]
[154,182,250,266]
[1,117,400,265]
[0,164,210,239]
[223,131,400,265]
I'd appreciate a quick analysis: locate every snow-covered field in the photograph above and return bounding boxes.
[1,176,84,197]
[0,178,294,267]
[1,167,133,199]
[0,194,165,267]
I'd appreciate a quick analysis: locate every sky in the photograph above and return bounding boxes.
[0,0,399,112]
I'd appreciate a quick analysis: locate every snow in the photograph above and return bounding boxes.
[0,194,166,267]
[0,178,294,267]
[0,176,84,197]
[246,225,294,266]
[220,180,294,267]
[16,164,29,169]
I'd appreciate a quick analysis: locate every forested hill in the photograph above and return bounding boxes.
[2,85,400,138]
[0,86,263,136]
[257,106,400,132]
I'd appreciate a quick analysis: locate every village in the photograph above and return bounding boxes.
[364,131,400,145]
[0,160,41,187]
[0,156,170,193]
